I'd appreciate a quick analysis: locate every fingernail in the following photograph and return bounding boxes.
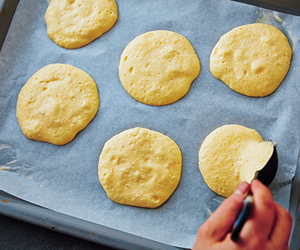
[234,182,249,196]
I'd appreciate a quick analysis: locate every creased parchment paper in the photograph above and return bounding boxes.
[1,0,300,248]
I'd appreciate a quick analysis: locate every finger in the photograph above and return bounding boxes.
[269,202,293,248]
[202,182,249,242]
[240,179,276,240]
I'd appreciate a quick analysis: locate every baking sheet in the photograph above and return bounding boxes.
[0,191,181,250]
[231,0,300,16]
[1,0,300,248]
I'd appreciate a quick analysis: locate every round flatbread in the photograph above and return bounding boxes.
[199,125,274,197]
[98,127,182,208]
[45,0,118,49]
[119,30,200,105]
[210,23,291,97]
[17,64,99,145]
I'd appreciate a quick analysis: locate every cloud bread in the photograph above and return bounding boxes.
[199,125,274,197]
[98,127,182,208]
[45,0,118,49]
[210,23,291,97]
[16,64,99,145]
[119,30,200,105]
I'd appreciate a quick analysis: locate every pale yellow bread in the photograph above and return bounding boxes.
[199,125,274,197]
[98,127,182,208]
[210,23,291,97]
[16,64,99,145]
[119,30,200,105]
[45,0,118,49]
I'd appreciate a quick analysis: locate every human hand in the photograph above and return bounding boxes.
[192,180,293,250]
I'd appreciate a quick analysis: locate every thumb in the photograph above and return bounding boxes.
[204,182,250,242]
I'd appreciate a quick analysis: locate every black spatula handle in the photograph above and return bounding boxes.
[231,194,253,241]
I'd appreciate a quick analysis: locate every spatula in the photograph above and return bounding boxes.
[231,140,278,241]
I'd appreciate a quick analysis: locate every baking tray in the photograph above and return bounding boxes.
[1,156,300,250]
[0,0,19,51]
[232,0,300,16]
[0,191,181,250]
[0,0,300,249]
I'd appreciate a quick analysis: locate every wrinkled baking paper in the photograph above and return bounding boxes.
[1,0,300,248]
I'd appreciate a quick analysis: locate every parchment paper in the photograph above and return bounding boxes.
[1,0,300,248]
